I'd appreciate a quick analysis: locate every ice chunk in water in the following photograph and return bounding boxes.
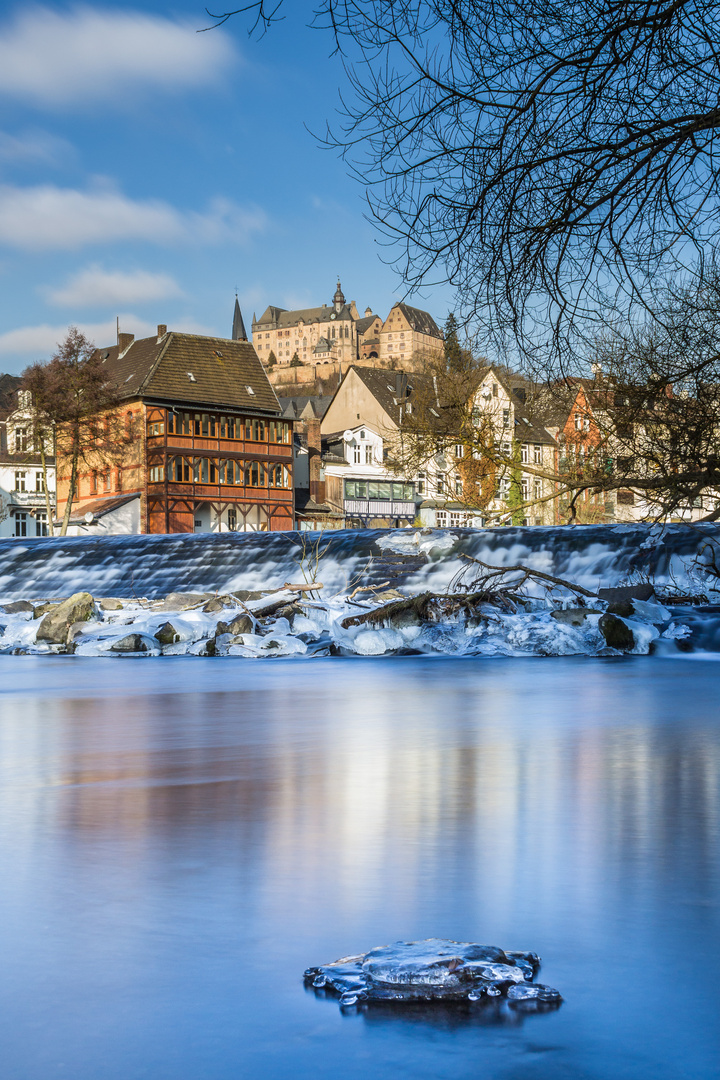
[304,938,561,1009]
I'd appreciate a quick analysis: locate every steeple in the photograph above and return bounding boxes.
[333,279,345,313]
[232,296,247,342]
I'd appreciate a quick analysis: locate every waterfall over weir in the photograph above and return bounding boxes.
[0,523,718,601]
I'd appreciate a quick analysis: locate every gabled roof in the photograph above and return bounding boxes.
[55,491,141,526]
[349,365,427,420]
[254,303,354,328]
[356,315,380,336]
[278,395,333,420]
[388,303,442,338]
[97,332,280,414]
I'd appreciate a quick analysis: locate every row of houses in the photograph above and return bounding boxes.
[0,312,700,537]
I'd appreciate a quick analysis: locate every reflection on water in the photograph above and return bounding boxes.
[0,656,718,1080]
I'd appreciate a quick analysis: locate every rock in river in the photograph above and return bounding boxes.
[36,592,98,644]
[303,939,561,1009]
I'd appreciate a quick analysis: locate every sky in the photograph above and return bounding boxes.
[0,1,455,374]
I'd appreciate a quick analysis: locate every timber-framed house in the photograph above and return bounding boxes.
[55,324,294,534]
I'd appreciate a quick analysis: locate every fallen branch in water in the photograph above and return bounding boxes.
[452,554,598,600]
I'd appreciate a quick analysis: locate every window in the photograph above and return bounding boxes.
[436,472,446,494]
[116,468,122,491]
[368,481,392,499]
[455,444,464,458]
[501,442,511,456]
[147,421,164,436]
[15,427,28,453]
[521,478,530,500]
[417,471,426,495]
[149,465,164,483]
[14,512,27,537]
[91,470,98,494]
[14,471,26,492]
[353,444,361,464]
[364,445,373,464]
[455,476,463,496]
[35,472,44,493]
[502,408,510,427]
[103,469,111,492]
[449,512,465,527]
[534,445,542,464]
[497,477,510,499]
[534,479,543,501]
[617,490,635,505]
[583,417,590,431]
[520,444,529,464]
[492,383,498,397]
[574,414,582,430]
[35,512,48,537]
[227,508,237,531]
[435,511,448,527]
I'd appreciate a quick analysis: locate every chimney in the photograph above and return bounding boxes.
[118,332,134,354]
[157,324,167,340]
[306,418,325,504]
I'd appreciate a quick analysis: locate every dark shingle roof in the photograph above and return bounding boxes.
[255,304,353,329]
[350,365,428,421]
[98,332,280,414]
[278,395,333,420]
[392,303,442,338]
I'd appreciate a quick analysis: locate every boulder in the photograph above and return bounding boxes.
[36,592,98,644]
[66,621,92,645]
[202,595,235,613]
[598,584,654,603]
[154,621,181,646]
[2,600,34,614]
[110,633,157,653]
[216,613,254,636]
[33,601,60,619]
[99,598,124,611]
[551,608,602,626]
[605,599,635,618]
[157,592,215,611]
[599,613,636,651]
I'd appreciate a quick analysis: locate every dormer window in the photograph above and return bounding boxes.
[246,385,255,395]
[187,372,196,382]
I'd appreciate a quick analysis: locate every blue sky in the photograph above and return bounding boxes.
[0,1,454,373]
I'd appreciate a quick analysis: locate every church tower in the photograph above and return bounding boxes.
[232,296,248,342]
[333,280,346,313]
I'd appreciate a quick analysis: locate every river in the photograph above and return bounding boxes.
[0,654,718,1079]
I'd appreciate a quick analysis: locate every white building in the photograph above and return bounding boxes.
[0,379,55,538]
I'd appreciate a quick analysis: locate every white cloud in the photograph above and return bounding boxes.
[47,265,184,307]
[0,129,74,168]
[0,6,237,107]
[0,315,223,359]
[0,183,267,250]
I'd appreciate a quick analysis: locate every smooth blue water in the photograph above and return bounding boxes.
[0,656,718,1080]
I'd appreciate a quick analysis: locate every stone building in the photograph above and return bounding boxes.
[252,282,360,367]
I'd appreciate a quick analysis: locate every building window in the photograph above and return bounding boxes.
[520,444,529,464]
[14,512,27,537]
[149,465,164,483]
[455,476,463,496]
[35,512,48,537]
[364,445,373,464]
[116,469,122,491]
[417,471,426,495]
[436,472,446,494]
[436,510,448,527]
[15,427,28,452]
[148,421,165,436]
[492,383,498,397]
[35,472,44,493]
[617,490,635,505]
[534,445,542,464]
[227,507,237,531]
[502,409,510,427]
[353,444,361,463]
[521,478,530,500]
[103,469,111,492]
[534,479,543,501]
[575,414,583,430]
[14,471,26,492]
[454,444,464,458]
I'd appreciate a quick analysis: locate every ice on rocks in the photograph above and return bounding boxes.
[303,939,562,1009]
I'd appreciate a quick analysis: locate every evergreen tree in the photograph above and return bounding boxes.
[267,350,277,368]
[289,351,302,368]
[443,313,464,373]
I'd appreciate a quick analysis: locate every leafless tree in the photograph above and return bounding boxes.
[22,328,124,536]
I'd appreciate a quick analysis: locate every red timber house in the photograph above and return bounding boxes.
[55,324,294,534]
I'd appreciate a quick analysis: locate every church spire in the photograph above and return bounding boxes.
[232,296,247,342]
[333,279,345,312]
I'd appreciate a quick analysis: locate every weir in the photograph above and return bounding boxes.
[0,523,717,600]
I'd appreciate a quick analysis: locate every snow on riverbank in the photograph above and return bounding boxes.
[0,582,705,659]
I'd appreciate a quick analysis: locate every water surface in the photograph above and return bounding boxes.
[0,656,718,1079]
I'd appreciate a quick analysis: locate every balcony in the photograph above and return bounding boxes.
[344,498,416,518]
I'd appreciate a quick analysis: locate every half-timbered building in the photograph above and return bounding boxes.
[55,325,293,534]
